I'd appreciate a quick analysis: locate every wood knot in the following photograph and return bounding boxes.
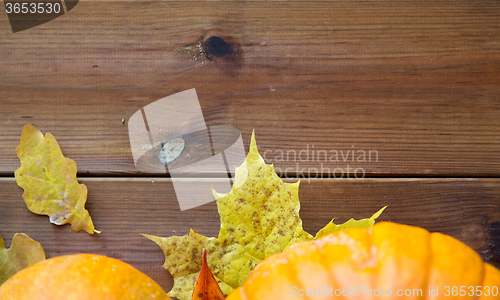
[201,35,241,66]
[203,36,232,58]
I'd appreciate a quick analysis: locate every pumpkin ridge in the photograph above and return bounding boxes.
[312,238,340,292]
[477,263,500,300]
[358,226,378,298]
[287,241,321,300]
[288,252,314,300]
[365,227,377,296]
[428,231,485,300]
[313,228,372,299]
[423,228,433,300]
[477,266,484,300]
[238,287,250,300]
[478,264,491,300]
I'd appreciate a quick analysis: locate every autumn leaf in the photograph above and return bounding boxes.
[144,131,385,300]
[14,125,99,234]
[0,233,46,285]
[191,249,225,300]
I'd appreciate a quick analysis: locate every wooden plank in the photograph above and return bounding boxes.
[1,177,499,293]
[1,0,500,176]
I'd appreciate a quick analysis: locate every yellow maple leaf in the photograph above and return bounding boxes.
[0,233,46,285]
[144,132,385,300]
[14,125,99,234]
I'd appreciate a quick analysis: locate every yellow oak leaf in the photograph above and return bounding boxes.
[144,132,385,300]
[0,233,46,285]
[14,125,99,234]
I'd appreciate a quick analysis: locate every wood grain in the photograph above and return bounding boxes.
[1,0,499,176]
[1,177,499,293]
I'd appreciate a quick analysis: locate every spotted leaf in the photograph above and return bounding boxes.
[144,131,385,299]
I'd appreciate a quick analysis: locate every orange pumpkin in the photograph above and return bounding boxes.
[227,222,500,300]
[0,254,170,300]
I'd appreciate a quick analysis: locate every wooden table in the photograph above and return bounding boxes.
[1,0,499,295]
